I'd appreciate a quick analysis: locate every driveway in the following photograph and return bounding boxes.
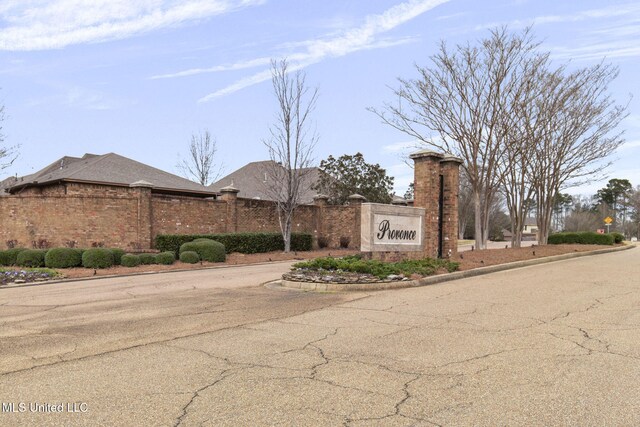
[1,248,639,426]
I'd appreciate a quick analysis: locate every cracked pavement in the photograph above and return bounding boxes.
[1,248,640,426]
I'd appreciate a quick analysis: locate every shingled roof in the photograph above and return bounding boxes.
[209,160,321,204]
[4,153,215,197]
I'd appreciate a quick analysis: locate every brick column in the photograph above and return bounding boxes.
[348,194,366,249]
[130,180,153,250]
[313,194,329,248]
[220,185,239,233]
[440,156,463,258]
[409,150,444,258]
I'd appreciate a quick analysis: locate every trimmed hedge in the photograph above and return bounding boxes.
[156,232,313,255]
[45,248,83,268]
[156,251,176,265]
[0,248,28,266]
[180,251,200,264]
[82,248,114,268]
[139,253,157,265]
[110,248,126,266]
[179,239,225,263]
[611,232,624,244]
[121,254,141,267]
[548,232,614,245]
[16,249,47,268]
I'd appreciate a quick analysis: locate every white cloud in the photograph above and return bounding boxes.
[0,0,265,51]
[196,0,450,101]
[619,140,640,151]
[381,140,421,154]
[475,3,640,31]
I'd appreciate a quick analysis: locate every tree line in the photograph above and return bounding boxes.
[372,27,629,249]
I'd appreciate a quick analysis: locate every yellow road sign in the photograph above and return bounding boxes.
[604,216,613,224]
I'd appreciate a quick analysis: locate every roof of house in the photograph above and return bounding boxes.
[209,160,321,204]
[4,153,215,197]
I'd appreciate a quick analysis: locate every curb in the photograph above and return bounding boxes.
[0,259,298,290]
[279,244,635,292]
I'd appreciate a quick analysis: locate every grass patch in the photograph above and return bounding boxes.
[292,255,459,279]
[0,268,59,285]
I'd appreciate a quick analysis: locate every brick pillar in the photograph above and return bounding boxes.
[440,156,463,258]
[409,150,444,258]
[130,180,153,250]
[313,194,329,248]
[220,185,239,233]
[348,194,366,249]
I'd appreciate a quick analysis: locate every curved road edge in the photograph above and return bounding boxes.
[280,244,636,292]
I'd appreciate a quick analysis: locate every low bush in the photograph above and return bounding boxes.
[180,251,200,264]
[156,232,313,255]
[317,236,329,249]
[155,251,176,265]
[293,255,459,279]
[45,248,83,268]
[139,253,157,265]
[0,248,28,266]
[82,248,114,269]
[110,248,126,265]
[179,239,225,263]
[339,236,350,248]
[548,232,614,245]
[16,249,47,268]
[611,232,624,244]
[121,254,141,267]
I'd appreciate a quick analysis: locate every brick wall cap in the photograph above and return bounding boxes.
[391,199,408,205]
[313,194,329,200]
[440,155,464,164]
[220,185,240,193]
[130,180,154,188]
[409,149,444,160]
[348,193,367,201]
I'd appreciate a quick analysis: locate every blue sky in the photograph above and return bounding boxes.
[1,0,638,197]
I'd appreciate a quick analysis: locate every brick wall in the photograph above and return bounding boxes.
[0,183,362,250]
[0,154,460,256]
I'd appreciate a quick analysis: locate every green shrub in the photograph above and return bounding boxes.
[611,232,624,244]
[179,239,226,263]
[156,251,176,265]
[180,251,200,264]
[292,255,459,279]
[139,253,157,265]
[0,248,28,266]
[45,248,83,268]
[156,232,313,255]
[548,232,614,245]
[121,254,141,267]
[82,248,114,269]
[16,249,47,268]
[110,248,126,265]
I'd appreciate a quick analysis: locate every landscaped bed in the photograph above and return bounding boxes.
[0,243,628,286]
[0,268,59,285]
[285,255,460,284]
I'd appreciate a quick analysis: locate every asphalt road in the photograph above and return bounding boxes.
[1,248,639,426]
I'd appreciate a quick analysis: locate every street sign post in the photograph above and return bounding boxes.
[604,216,613,233]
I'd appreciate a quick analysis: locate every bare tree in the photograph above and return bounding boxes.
[530,63,628,244]
[0,104,18,173]
[263,59,318,252]
[372,28,541,250]
[177,130,222,186]
[458,173,474,239]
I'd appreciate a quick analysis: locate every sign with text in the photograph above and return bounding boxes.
[361,203,425,252]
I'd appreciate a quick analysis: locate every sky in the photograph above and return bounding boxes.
[0,0,639,198]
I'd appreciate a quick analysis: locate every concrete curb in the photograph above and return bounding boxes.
[0,259,298,290]
[280,244,635,292]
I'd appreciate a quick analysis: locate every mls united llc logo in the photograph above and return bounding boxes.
[2,402,88,413]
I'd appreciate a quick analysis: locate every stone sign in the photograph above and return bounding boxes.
[360,203,425,252]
